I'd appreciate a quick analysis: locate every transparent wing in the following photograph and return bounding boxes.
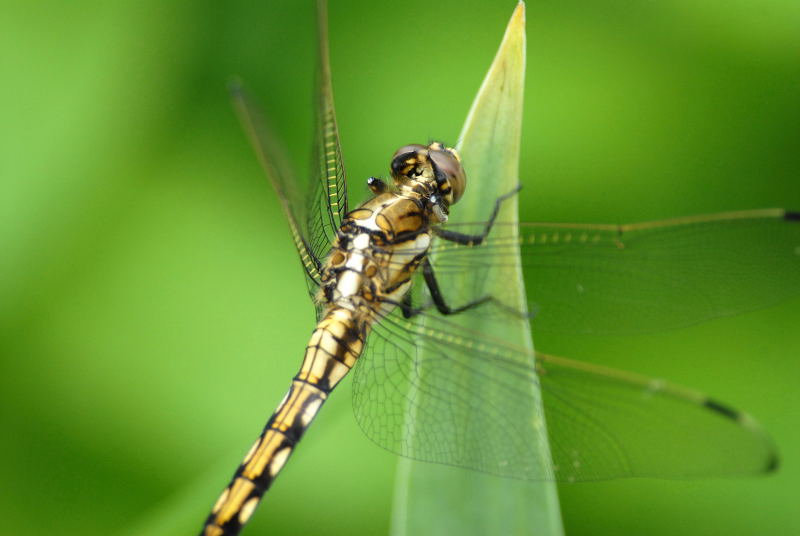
[231,85,324,295]
[354,309,551,480]
[306,0,348,262]
[352,309,777,481]
[420,209,800,334]
[537,352,777,480]
[231,2,349,304]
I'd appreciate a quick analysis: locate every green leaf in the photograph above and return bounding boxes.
[391,3,564,535]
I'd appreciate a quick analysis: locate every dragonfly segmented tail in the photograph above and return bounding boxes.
[202,309,367,535]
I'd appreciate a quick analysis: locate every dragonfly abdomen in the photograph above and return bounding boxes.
[202,307,367,535]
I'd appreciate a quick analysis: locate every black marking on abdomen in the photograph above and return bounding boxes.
[294,364,338,393]
[265,412,305,446]
[259,423,297,447]
[703,398,741,421]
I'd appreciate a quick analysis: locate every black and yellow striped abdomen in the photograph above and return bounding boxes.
[202,308,367,536]
[203,168,435,535]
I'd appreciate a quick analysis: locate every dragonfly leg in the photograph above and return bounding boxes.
[433,184,521,245]
[394,281,483,319]
[395,256,534,319]
[420,257,493,315]
[399,291,431,319]
[402,257,534,320]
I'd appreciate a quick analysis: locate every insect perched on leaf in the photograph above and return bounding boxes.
[200,2,799,534]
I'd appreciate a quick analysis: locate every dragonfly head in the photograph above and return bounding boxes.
[390,142,467,221]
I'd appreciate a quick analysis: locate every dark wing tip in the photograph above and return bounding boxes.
[704,397,781,475]
[703,398,741,421]
[764,451,781,473]
[784,210,800,222]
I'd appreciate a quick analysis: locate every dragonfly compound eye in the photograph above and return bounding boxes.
[428,146,466,205]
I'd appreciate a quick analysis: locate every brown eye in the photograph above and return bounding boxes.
[429,149,467,204]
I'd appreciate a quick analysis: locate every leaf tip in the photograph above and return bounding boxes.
[510,1,526,30]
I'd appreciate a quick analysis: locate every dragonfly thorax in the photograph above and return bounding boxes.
[315,142,464,317]
[319,190,433,317]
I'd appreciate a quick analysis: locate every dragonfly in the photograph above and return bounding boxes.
[201,2,799,534]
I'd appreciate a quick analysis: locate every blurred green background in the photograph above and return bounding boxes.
[2,1,798,535]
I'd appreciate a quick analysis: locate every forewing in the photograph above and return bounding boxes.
[351,310,777,480]
[537,352,777,480]
[306,0,348,262]
[425,209,800,334]
[231,85,324,296]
